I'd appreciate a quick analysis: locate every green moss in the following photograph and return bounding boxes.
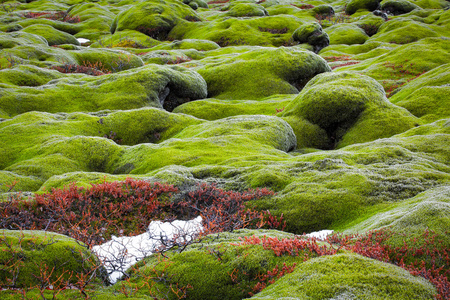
[38,171,131,192]
[313,4,335,16]
[345,0,381,15]
[325,23,369,45]
[0,171,42,193]
[195,47,331,100]
[16,18,81,36]
[90,30,161,49]
[173,95,295,121]
[22,24,80,46]
[107,229,301,300]
[371,19,441,44]
[0,108,202,190]
[153,39,220,51]
[137,49,202,65]
[112,0,200,40]
[172,115,296,152]
[0,230,104,288]
[250,253,436,299]
[389,63,450,122]
[292,22,330,51]
[68,48,144,72]
[224,2,268,17]
[381,0,421,15]
[169,15,303,47]
[281,115,329,149]
[114,115,295,174]
[0,31,48,47]
[323,38,450,97]
[0,65,63,87]
[0,64,207,116]
[281,71,418,149]
[344,185,450,246]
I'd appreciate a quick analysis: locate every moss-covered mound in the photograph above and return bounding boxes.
[381,0,421,15]
[345,170,450,240]
[0,64,207,117]
[389,63,450,123]
[21,24,80,46]
[111,0,200,40]
[0,0,449,297]
[196,47,331,100]
[0,230,104,288]
[224,2,268,17]
[169,15,304,47]
[325,23,369,45]
[346,0,381,15]
[281,71,418,149]
[292,22,330,52]
[249,253,437,299]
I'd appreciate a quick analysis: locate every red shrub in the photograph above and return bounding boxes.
[0,180,279,247]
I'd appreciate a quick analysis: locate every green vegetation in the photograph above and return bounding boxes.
[0,0,449,297]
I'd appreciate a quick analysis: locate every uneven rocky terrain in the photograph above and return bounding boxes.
[0,0,449,298]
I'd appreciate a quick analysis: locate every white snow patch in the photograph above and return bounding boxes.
[304,229,333,240]
[93,216,203,284]
[77,38,90,44]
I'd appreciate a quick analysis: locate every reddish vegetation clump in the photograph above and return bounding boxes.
[291,3,315,9]
[232,229,450,299]
[331,61,360,69]
[0,179,280,246]
[207,0,229,4]
[323,55,353,62]
[1,179,448,299]
[381,60,427,97]
[51,63,109,76]
[22,11,81,23]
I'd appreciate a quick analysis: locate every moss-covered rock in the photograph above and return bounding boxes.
[281,71,419,149]
[325,23,369,45]
[346,0,381,15]
[111,0,200,40]
[292,22,330,52]
[0,108,203,175]
[90,30,161,49]
[196,47,331,100]
[249,253,437,299]
[21,24,80,46]
[68,48,144,72]
[169,15,303,47]
[225,2,268,17]
[113,115,296,174]
[381,0,421,15]
[312,4,335,17]
[0,230,105,288]
[0,64,207,116]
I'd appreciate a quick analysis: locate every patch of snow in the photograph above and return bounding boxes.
[77,38,90,44]
[304,229,333,240]
[92,216,203,284]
